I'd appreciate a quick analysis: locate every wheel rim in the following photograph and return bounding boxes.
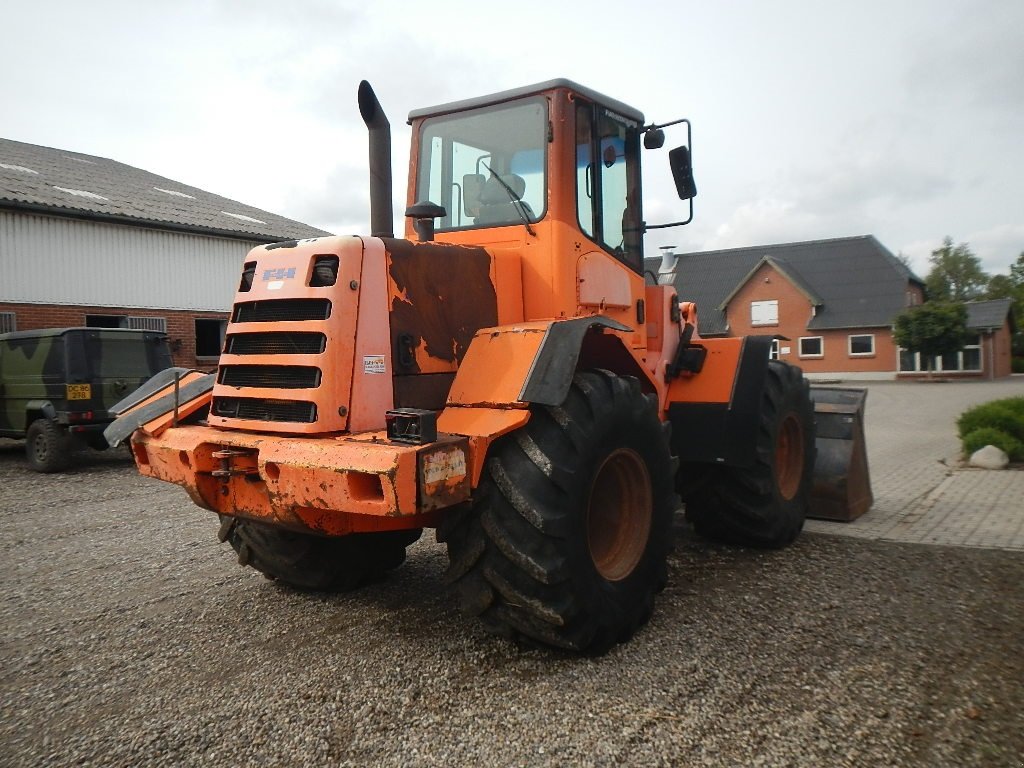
[586,448,652,582]
[775,414,804,501]
[32,434,49,463]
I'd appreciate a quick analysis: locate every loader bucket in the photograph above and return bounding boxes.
[807,387,873,522]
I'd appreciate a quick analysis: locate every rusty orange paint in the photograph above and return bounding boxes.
[131,425,434,536]
[437,406,531,486]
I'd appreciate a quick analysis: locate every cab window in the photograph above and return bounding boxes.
[417,97,548,231]
[575,101,643,270]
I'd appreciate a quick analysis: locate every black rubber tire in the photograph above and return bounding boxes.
[439,370,679,654]
[219,516,422,591]
[684,360,815,548]
[25,419,73,473]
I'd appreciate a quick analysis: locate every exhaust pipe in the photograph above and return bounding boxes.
[357,80,394,238]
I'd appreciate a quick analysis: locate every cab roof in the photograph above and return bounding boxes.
[408,78,645,124]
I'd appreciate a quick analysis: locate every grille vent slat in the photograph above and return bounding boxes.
[233,299,331,323]
[225,332,326,356]
[219,365,321,389]
[213,397,317,423]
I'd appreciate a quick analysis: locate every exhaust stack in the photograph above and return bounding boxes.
[357,80,394,238]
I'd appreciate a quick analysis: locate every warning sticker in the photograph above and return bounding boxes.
[422,447,468,486]
[363,355,386,374]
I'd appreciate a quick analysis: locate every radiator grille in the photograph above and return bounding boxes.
[212,397,317,423]
[219,365,321,389]
[232,299,331,323]
[225,332,326,356]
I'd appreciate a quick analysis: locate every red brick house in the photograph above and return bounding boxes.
[649,235,1015,380]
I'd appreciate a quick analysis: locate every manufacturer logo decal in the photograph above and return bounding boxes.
[262,268,296,281]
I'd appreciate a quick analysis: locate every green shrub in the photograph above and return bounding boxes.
[957,399,1024,443]
[962,427,1024,461]
[1012,357,1024,374]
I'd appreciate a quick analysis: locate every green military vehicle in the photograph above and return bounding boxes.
[0,327,173,472]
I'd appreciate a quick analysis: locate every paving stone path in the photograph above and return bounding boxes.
[805,377,1024,550]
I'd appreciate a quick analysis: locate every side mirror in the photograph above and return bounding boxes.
[643,128,665,150]
[669,145,697,200]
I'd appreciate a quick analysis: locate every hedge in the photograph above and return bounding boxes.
[962,427,1024,461]
[957,397,1024,461]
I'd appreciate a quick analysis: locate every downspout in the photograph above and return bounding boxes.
[358,81,394,238]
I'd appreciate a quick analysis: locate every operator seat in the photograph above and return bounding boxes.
[474,172,533,225]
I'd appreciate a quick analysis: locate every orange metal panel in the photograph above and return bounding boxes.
[665,337,743,405]
[347,237,395,432]
[446,323,549,407]
[114,370,212,439]
[208,236,364,435]
[577,251,633,309]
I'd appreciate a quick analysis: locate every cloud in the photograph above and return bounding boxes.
[702,197,828,251]
[962,225,1024,274]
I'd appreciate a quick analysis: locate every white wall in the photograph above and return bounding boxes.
[0,210,256,311]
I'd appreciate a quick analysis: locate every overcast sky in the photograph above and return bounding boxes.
[3,0,1022,276]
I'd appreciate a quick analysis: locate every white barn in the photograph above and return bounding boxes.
[0,138,329,368]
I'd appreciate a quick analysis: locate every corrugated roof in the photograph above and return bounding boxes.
[647,235,925,336]
[0,138,331,242]
[965,298,1015,331]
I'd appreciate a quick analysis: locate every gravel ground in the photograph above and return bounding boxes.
[1,443,1022,767]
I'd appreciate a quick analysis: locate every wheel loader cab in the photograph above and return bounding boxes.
[406,80,652,325]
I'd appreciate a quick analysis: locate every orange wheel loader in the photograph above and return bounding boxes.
[106,80,822,653]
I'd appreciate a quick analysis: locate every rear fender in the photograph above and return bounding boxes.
[442,316,654,486]
[665,335,773,467]
[446,315,648,409]
[26,400,57,421]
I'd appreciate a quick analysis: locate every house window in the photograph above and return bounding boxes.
[769,339,780,360]
[848,334,875,356]
[128,316,167,333]
[898,335,982,373]
[962,342,982,371]
[751,300,778,326]
[0,311,15,333]
[799,336,823,358]
[195,318,227,358]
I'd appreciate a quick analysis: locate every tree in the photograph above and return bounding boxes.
[986,273,1016,300]
[1010,251,1024,286]
[1004,251,1024,359]
[924,237,988,301]
[893,302,971,376]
